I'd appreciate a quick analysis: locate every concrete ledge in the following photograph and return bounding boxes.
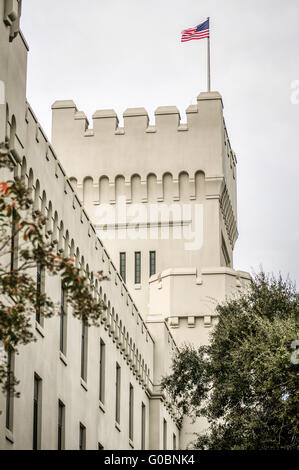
[123,107,148,117]
[150,266,251,283]
[155,106,180,116]
[51,100,77,110]
[93,109,118,119]
[197,91,223,102]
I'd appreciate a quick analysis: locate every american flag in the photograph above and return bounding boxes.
[181,18,210,43]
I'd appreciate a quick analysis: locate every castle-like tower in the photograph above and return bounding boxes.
[52,93,250,447]
[52,94,249,343]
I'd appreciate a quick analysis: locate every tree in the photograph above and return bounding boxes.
[0,146,107,396]
[161,272,299,450]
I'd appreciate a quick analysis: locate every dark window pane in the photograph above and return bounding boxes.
[79,423,86,450]
[33,375,41,450]
[134,252,141,284]
[115,363,121,424]
[58,401,65,450]
[81,322,88,381]
[163,419,167,450]
[60,283,67,354]
[36,264,41,324]
[5,350,13,431]
[141,403,146,450]
[129,384,134,440]
[120,253,126,283]
[149,251,156,277]
[99,339,105,403]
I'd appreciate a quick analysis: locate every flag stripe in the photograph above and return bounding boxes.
[182,30,209,38]
[181,19,210,43]
[181,33,209,42]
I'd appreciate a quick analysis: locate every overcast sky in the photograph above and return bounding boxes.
[21,0,299,285]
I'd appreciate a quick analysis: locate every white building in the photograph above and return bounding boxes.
[0,0,250,450]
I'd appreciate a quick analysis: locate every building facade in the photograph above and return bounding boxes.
[0,0,250,450]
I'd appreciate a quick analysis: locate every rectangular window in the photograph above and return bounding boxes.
[134,252,141,284]
[99,339,105,404]
[79,423,86,450]
[58,400,65,450]
[5,350,14,432]
[119,252,126,283]
[149,251,156,277]
[129,384,134,441]
[33,374,42,450]
[173,433,177,450]
[115,363,121,424]
[163,418,167,450]
[81,321,88,382]
[141,402,146,450]
[60,282,67,355]
[36,264,45,325]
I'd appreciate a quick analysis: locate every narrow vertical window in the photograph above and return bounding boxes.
[60,282,67,355]
[163,418,167,450]
[134,252,141,284]
[5,349,14,431]
[58,400,65,450]
[36,264,42,324]
[149,251,156,277]
[173,433,177,450]
[79,423,86,450]
[99,339,105,404]
[115,363,121,424]
[129,384,134,441]
[119,252,126,283]
[141,402,146,450]
[81,321,88,382]
[10,216,15,272]
[36,264,44,325]
[33,374,42,450]
[10,209,18,272]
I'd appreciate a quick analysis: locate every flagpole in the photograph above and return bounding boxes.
[207,17,211,92]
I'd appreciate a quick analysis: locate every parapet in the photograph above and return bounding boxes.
[52,91,225,139]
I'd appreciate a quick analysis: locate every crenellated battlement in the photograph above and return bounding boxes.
[51,92,236,190]
[52,92,226,137]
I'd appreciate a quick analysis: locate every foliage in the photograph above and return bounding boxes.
[0,148,107,396]
[161,272,299,450]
